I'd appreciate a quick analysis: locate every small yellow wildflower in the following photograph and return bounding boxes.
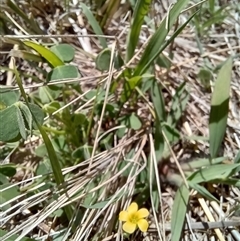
[119,202,149,234]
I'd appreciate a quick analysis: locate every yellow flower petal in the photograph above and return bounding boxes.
[136,208,149,219]
[123,221,137,234]
[137,219,149,232]
[119,211,128,221]
[127,202,138,213]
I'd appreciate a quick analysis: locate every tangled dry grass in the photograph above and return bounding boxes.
[1,0,240,241]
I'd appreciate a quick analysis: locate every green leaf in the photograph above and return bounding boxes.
[0,183,19,211]
[28,103,44,129]
[167,82,189,126]
[0,88,20,109]
[72,145,93,160]
[188,164,240,184]
[162,123,180,144]
[0,105,20,142]
[23,41,64,67]
[47,65,80,82]
[134,0,194,75]
[16,106,27,140]
[189,183,219,202]
[50,44,75,63]
[151,79,166,122]
[95,48,111,71]
[151,79,165,161]
[19,102,33,132]
[198,68,212,89]
[43,101,61,114]
[156,53,172,69]
[171,184,189,241]
[129,113,142,130]
[234,150,240,163]
[126,0,152,61]
[121,76,142,102]
[0,164,16,177]
[181,157,227,171]
[80,3,107,48]
[39,86,61,104]
[209,57,232,158]
[10,49,44,63]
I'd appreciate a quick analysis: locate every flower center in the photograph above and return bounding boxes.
[129,213,139,224]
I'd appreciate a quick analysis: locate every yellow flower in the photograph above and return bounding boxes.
[119,202,149,234]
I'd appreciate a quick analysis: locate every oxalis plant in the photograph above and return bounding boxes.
[0,0,238,241]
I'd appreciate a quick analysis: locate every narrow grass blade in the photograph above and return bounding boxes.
[167,82,189,126]
[171,184,189,241]
[151,79,166,122]
[125,0,152,62]
[234,150,240,163]
[151,79,166,160]
[189,183,219,202]
[188,163,240,184]
[81,3,107,48]
[134,0,195,76]
[209,57,232,158]
[23,41,64,68]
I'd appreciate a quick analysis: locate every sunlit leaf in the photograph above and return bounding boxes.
[23,41,64,67]
[126,0,152,61]
[171,184,189,241]
[134,0,194,75]
[209,57,232,158]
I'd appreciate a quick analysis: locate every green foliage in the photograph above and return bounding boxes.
[23,41,64,67]
[1,0,238,240]
[95,48,111,71]
[81,3,108,48]
[47,65,81,82]
[50,44,75,63]
[0,164,16,177]
[209,58,232,158]
[0,100,44,142]
[134,0,194,76]
[126,0,152,61]
[171,185,189,241]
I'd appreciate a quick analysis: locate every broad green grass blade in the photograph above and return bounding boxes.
[23,41,64,68]
[209,57,232,158]
[81,3,107,49]
[134,0,193,76]
[188,163,240,184]
[125,0,152,62]
[171,184,189,241]
[181,157,227,170]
